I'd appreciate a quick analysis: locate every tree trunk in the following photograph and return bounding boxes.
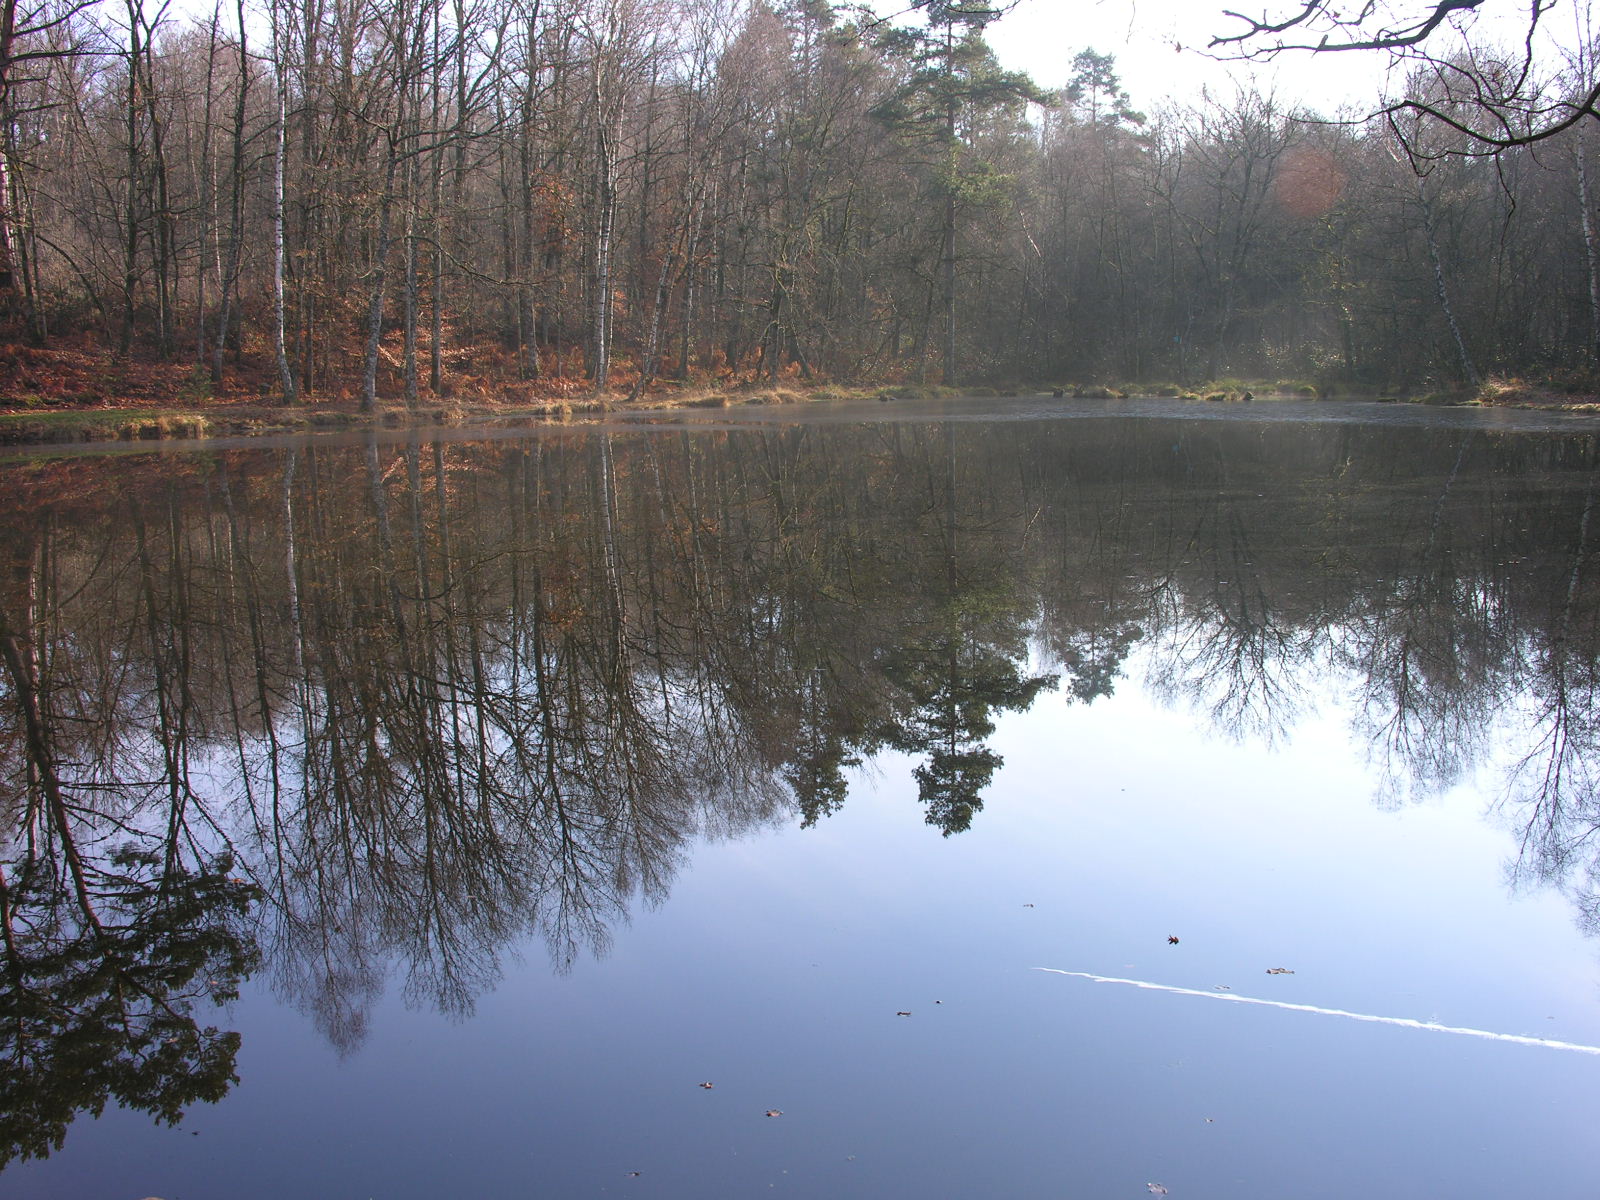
[592,85,617,394]
[1416,173,1479,388]
[213,0,248,385]
[362,140,401,412]
[270,0,296,401]
[1578,127,1600,366]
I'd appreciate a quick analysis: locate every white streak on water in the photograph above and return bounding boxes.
[1033,969,1600,1056]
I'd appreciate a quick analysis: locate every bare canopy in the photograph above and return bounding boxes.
[1209,0,1497,54]
[1208,0,1595,153]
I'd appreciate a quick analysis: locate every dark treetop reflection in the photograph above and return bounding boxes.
[3,415,1600,1162]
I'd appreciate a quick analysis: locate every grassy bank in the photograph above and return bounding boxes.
[9,371,1596,447]
[0,377,1031,446]
[0,383,842,445]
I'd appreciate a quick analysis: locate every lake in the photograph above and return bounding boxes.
[3,396,1600,1198]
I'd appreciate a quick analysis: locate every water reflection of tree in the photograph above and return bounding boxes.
[236,434,793,1050]
[1145,492,1316,746]
[877,606,1056,834]
[0,534,259,1165]
[0,849,257,1167]
[860,426,1056,833]
[1340,436,1506,805]
[1504,458,1600,906]
[9,417,1600,1069]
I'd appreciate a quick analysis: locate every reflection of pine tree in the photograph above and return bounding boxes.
[912,747,1001,836]
[1058,621,1143,703]
[0,850,260,1166]
[784,662,866,829]
[879,624,1057,836]
[788,725,859,829]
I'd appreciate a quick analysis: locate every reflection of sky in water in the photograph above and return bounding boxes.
[16,652,1600,1199]
[9,410,1600,1197]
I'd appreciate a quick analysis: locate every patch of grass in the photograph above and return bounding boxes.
[869,383,966,400]
[0,392,55,409]
[730,388,807,405]
[1533,369,1600,397]
[0,409,213,444]
[1474,375,1600,409]
[1271,379,1319,397]
[0,409,135,442]
[1065,377,1329,400]
[160,414,211,438]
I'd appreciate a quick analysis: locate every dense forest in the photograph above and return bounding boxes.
[0,0,1598,403]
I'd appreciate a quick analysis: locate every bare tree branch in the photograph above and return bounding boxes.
[1210,0,1493,55]
[1210,0,1589,155]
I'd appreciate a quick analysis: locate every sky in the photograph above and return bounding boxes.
[975,0,1579,117]
[981,0,1385,112]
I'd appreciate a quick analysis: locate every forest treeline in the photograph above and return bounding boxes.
[2,0,1600,404]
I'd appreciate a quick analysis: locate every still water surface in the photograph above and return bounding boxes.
[4,399,1600,1197]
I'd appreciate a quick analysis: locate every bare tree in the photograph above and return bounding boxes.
[1211,0,1599,154]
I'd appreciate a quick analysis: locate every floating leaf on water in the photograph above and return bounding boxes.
[1266,967,1295,975]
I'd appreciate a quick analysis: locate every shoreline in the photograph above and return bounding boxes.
[3,381,1595,447]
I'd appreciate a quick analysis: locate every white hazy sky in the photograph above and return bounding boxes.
[977,0,1580,116]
